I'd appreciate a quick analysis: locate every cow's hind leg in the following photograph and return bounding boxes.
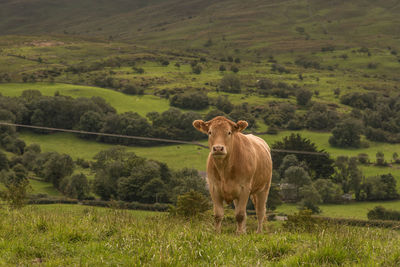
[254,188,269,233]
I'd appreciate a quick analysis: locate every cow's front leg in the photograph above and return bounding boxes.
[234,186,250,234]
[210,185,224,233]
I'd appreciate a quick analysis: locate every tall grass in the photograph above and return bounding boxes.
[0,204,399,266]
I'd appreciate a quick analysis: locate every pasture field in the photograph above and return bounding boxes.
[277,200,400,220]
[19,130,400,182]
[0,204,399,266]
[0,83,170,116]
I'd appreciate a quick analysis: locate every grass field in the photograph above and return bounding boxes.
[0,204,399,266]
[0,83,171,116]
[276,200,400,220]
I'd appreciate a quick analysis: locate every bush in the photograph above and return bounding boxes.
[219,65,226,71]
[60,173,90,200]
[170,91,209,110]
[283,210,321,232]
[329,119,363,148]
[298,185,322,214]
[357,153,370,164]
[296,89,313,106]
[171,190,211,217]
[192,65,202,74]
[220,74,241,93]
[367,206,400,221]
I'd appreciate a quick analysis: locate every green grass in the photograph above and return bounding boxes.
[0,83,170,116]
[0,204,399,266]
[29,179,62,197]
[18,131,209,170]
[277,200,400,220]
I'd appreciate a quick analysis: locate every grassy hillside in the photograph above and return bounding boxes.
[1,204,399,266]
[0,0,399,55]
[0,83,170,116]
[19,130,400,191]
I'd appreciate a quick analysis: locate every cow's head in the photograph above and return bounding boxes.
[193,116,248,158]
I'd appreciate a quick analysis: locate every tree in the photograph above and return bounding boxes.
[296,89,313,106]
[332,156,362,196]
[42,153,74,189]
[329,119,363,148]
[78,111,104,139]
[215,95,233,114]
[272,134,334,179]
[60,173,90,199]
[219,65,226,71]
[220,74,241,93]
[298,185,322,214]
[376,151,386,166]
[360,174,399,201]
[284,166,311,200]
[266,183,282,211]
[313,179,343,203]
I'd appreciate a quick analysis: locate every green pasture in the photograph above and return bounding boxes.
[0,204,399,266]
[277,200,400,220]
[0,83,170,116]
[18,128,400,173]
[29,179,62,197]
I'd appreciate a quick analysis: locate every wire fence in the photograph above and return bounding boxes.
[0,121,329,156]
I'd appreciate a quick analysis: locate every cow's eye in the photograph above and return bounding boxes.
[228,131,232,135]
[208,131,212,135]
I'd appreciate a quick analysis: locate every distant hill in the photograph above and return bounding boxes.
[1,0,399,54]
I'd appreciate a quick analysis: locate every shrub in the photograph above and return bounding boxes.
[283,210,321,232]
[60,173,90,200]
[215,96,233,114]
[192,65,202,74]
[171,190,211,217]
[298,185,322,214]
[367,206,400,221]
[220,74,241,93]
[376,151,386,166]
[357,153,370,164]
[296,89,313,106]
[230,66,239,73]
[329,119,363,148]
[170,91,209,110]
[219,65,226,71]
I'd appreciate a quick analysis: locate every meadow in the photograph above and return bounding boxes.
[0,204,399,266]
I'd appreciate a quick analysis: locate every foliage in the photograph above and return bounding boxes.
[296,89,313,106]
[171,190,211,217]
[313,179,344,204]
[267,183,282,211]
[329,119,363,148]
[220,74,241,93]
[60,173,90,200]
[305,103,339,130]
[283,166,311,200]
[298,184,322,214]
[332,156,362,196]
[170,91,209,110]
[367,206,400,221]
[359,174,399,201]
[272,134,334,179]
[0,169,31,209]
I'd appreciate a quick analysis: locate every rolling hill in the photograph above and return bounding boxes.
[1,0,399,55]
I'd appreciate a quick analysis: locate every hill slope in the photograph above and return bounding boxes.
[1,0,399,54]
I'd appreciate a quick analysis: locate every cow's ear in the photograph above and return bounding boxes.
[235,120,248,132]
[193,120,209,134]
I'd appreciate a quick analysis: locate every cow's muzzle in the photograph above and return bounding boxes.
[212,145,227,157]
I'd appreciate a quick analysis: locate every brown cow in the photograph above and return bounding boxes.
[193,116,272,234]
